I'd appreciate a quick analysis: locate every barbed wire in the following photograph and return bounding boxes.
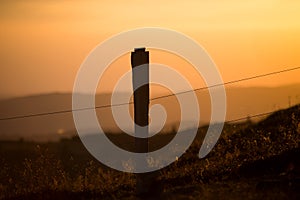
[0,66,299,121]
[96,110,283,148]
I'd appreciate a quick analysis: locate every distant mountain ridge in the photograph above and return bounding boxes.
[0,84,299,141]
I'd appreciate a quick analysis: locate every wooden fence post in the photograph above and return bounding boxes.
[131,47,154,196]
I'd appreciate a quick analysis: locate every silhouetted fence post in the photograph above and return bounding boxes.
[131,47,149,154]
[131,47,154,196]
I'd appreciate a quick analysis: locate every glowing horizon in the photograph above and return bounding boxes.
[1,0,300,97]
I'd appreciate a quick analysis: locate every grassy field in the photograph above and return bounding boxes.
[0,105,300,199]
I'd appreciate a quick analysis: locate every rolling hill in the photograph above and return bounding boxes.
[0,84,299,141]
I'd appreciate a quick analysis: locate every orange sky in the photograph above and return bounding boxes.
[1,0,300,97]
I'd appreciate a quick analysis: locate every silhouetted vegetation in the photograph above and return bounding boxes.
[0,105,300,199]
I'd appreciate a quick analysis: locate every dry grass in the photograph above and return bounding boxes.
[0,105,299,199]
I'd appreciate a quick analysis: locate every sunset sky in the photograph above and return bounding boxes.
[1,0,300,97]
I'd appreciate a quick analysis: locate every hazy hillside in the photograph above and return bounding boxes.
[0,84,299,141]
[0,104,299,199]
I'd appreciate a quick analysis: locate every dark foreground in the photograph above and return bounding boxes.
[0,105,300,199]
